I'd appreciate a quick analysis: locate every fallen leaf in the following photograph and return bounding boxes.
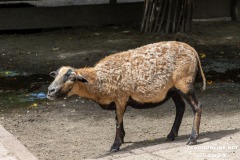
[149,139,155,142]
[30,103,38,108]
[200,53,206,59]
[207,80,213,85]
[52,47,60,51]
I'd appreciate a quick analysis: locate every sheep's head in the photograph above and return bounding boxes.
[47,66,88,100]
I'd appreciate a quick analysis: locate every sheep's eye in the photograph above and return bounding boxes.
[68,72,76,81]
[63,75,75,82]
[69,76,76,81]
[63,69,76,82]
[63,75,68,82]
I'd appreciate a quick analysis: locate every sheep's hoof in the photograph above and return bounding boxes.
[110,147,120,152]
[186,138,197,145]
[110,144,121,152]
[166,133,175,141]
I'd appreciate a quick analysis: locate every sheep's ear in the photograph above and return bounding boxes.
[50,71,57,78]
[77,75,88,83]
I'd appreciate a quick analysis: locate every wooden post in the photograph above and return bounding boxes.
[141,0,193,33]
[232,0,240,21]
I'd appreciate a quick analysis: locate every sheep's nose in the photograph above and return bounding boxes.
[49,88,55,93]
[48,87,56,95]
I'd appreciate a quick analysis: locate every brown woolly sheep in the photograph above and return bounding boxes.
[47,41,206,152]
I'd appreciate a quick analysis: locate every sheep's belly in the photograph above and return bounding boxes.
[98,97,170,110]
[126,97,167,109]
[127,88,174,109]
[97,88,175,110]
[98,100,166,110]
[98,102,116,110]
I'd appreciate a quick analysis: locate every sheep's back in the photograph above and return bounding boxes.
[95,41,197,98]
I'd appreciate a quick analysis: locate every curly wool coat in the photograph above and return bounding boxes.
[71,41,205,106]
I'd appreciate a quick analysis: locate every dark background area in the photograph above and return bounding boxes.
[0,0,239,30]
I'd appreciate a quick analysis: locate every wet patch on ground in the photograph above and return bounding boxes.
[0,70,52,110]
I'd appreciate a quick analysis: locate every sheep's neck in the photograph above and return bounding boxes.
[67,68,96,100]
[68,81,96,100]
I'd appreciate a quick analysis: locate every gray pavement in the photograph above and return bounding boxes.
[0,124,38,160]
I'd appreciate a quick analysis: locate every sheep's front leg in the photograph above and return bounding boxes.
[110,104,126,152]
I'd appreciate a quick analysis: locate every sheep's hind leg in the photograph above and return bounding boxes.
[110,105,126,152]
[183,91,202,145]
[167,92,186,141]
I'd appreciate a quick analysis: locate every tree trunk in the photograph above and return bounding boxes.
[141,0,193,33]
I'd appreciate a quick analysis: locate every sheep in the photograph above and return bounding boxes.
[47,41,206,152]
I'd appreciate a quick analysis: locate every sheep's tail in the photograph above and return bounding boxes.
[196,52,206,91]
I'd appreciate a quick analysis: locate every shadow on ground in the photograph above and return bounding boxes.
[97,128,240,159]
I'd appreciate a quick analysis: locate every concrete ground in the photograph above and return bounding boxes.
[0,124,38,160]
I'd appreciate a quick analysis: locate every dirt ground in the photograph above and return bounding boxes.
[0,21,240,160]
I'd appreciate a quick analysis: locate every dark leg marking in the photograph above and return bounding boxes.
[110,107,126,152]
[110,116,125,152]
[167,92,186,141]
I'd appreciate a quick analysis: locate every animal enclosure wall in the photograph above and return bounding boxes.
[0,0,237,30]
